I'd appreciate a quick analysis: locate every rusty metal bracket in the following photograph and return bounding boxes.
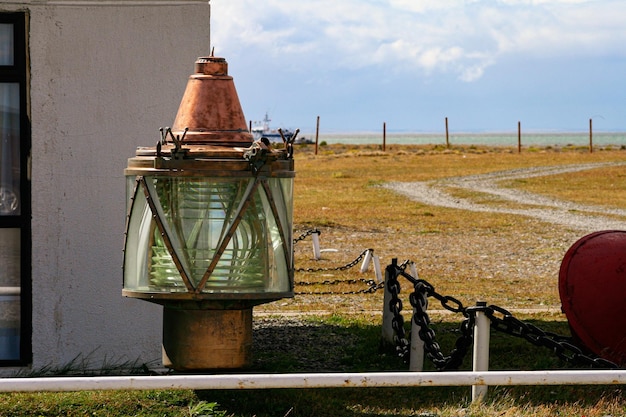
[243,140,270,175]
[279,128,300,159]
[155,127,190,161]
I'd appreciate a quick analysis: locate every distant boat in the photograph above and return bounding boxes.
[251,112,295,142]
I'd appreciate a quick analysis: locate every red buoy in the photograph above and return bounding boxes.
[559,230,626,365]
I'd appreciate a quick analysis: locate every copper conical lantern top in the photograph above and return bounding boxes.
[170,55,253,147]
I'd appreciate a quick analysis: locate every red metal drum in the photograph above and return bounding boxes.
[559,230,626,365]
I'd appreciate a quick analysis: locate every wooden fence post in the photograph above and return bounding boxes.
[518,121,521,153]
[383,122,386,152]
[445,117,449,148]
[589,118,593,154]
[315,115,320,155]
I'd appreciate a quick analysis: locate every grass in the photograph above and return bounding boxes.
[511,163,626,207]
[276,143,626,312]
[3,144,626,416]
[5,316,619,416]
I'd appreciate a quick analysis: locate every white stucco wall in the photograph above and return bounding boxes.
[1,0,212,374]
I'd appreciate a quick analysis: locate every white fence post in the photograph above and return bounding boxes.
[381,264,394,346]
[372,255,382,283]
[360,249,373,273]
[311,231,321,260]
[410,303,426,371]
[472,301,490,402]
[409,262,418,280]
[408,262,425,371]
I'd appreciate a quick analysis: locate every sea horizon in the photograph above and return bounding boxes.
[295,130,626,147]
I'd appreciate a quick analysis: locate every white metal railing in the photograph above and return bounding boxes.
[1,370,625,394]
[0,287,20,296]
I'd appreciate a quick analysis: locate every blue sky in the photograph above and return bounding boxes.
[210,0,626,134]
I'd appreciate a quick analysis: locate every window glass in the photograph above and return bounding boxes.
[0,13,27,365]
[0,83,20,215]
[0,228,19,286]
[0,229,20,360]
[0,24,13,66]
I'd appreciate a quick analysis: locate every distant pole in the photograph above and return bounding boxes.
[383,122,387,152]
[517,121,521,153]
[589,119,593,153]
[445,117,449,148]
[315,115,320,155]
[249,120,252,132]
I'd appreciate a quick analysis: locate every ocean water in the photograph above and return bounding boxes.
[299,131,626,147]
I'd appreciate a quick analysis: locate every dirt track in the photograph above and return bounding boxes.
[384,162,626,232]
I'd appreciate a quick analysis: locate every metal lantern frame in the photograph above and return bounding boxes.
[123,132,295,309]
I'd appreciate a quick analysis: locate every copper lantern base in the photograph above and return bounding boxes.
[162,307,253,371]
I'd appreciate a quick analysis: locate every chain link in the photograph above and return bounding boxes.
[296,248,371,273]
[295,278,383,295]
[387,260,619,370]
[293,229,320,245]
[293,233,620,369]
[293,234,381,294]
[483,304,619,369]
[409,279,474,370]
[385,265,410,362]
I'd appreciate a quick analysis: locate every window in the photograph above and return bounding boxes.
[0,12,30,365]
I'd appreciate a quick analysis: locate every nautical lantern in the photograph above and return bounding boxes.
[123,55,296,371]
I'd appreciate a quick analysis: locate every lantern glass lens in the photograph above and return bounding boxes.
[123,175,292,294]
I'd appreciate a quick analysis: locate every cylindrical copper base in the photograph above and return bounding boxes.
[162,307,252,371]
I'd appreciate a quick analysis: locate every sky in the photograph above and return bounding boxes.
[210,0,626,134]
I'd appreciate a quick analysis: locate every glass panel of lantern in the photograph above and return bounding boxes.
[124,175,292,294]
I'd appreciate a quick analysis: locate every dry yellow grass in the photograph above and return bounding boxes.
[512,163,626,208]
[257,144,626,315]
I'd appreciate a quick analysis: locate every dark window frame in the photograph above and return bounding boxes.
[0,11,31,367]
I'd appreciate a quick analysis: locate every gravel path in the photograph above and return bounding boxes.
[383,162,626,232]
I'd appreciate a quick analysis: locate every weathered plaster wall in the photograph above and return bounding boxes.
[1,0,211,373]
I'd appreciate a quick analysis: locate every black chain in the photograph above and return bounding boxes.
[409,277,474,370]
[293,229,320,245]
[296,278,383,295]
[295,248,382,295]
[483,304,618,369]
[385,264,410,362]
[296,249,371,273]
[386,260,619,370]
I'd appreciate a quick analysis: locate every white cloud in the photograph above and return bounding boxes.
[210,0,626,83]
[387,0,461,13]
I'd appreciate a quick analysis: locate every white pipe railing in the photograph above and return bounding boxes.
[0,287,20,296]
[472,302,491,401]
[1,370,626,393]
